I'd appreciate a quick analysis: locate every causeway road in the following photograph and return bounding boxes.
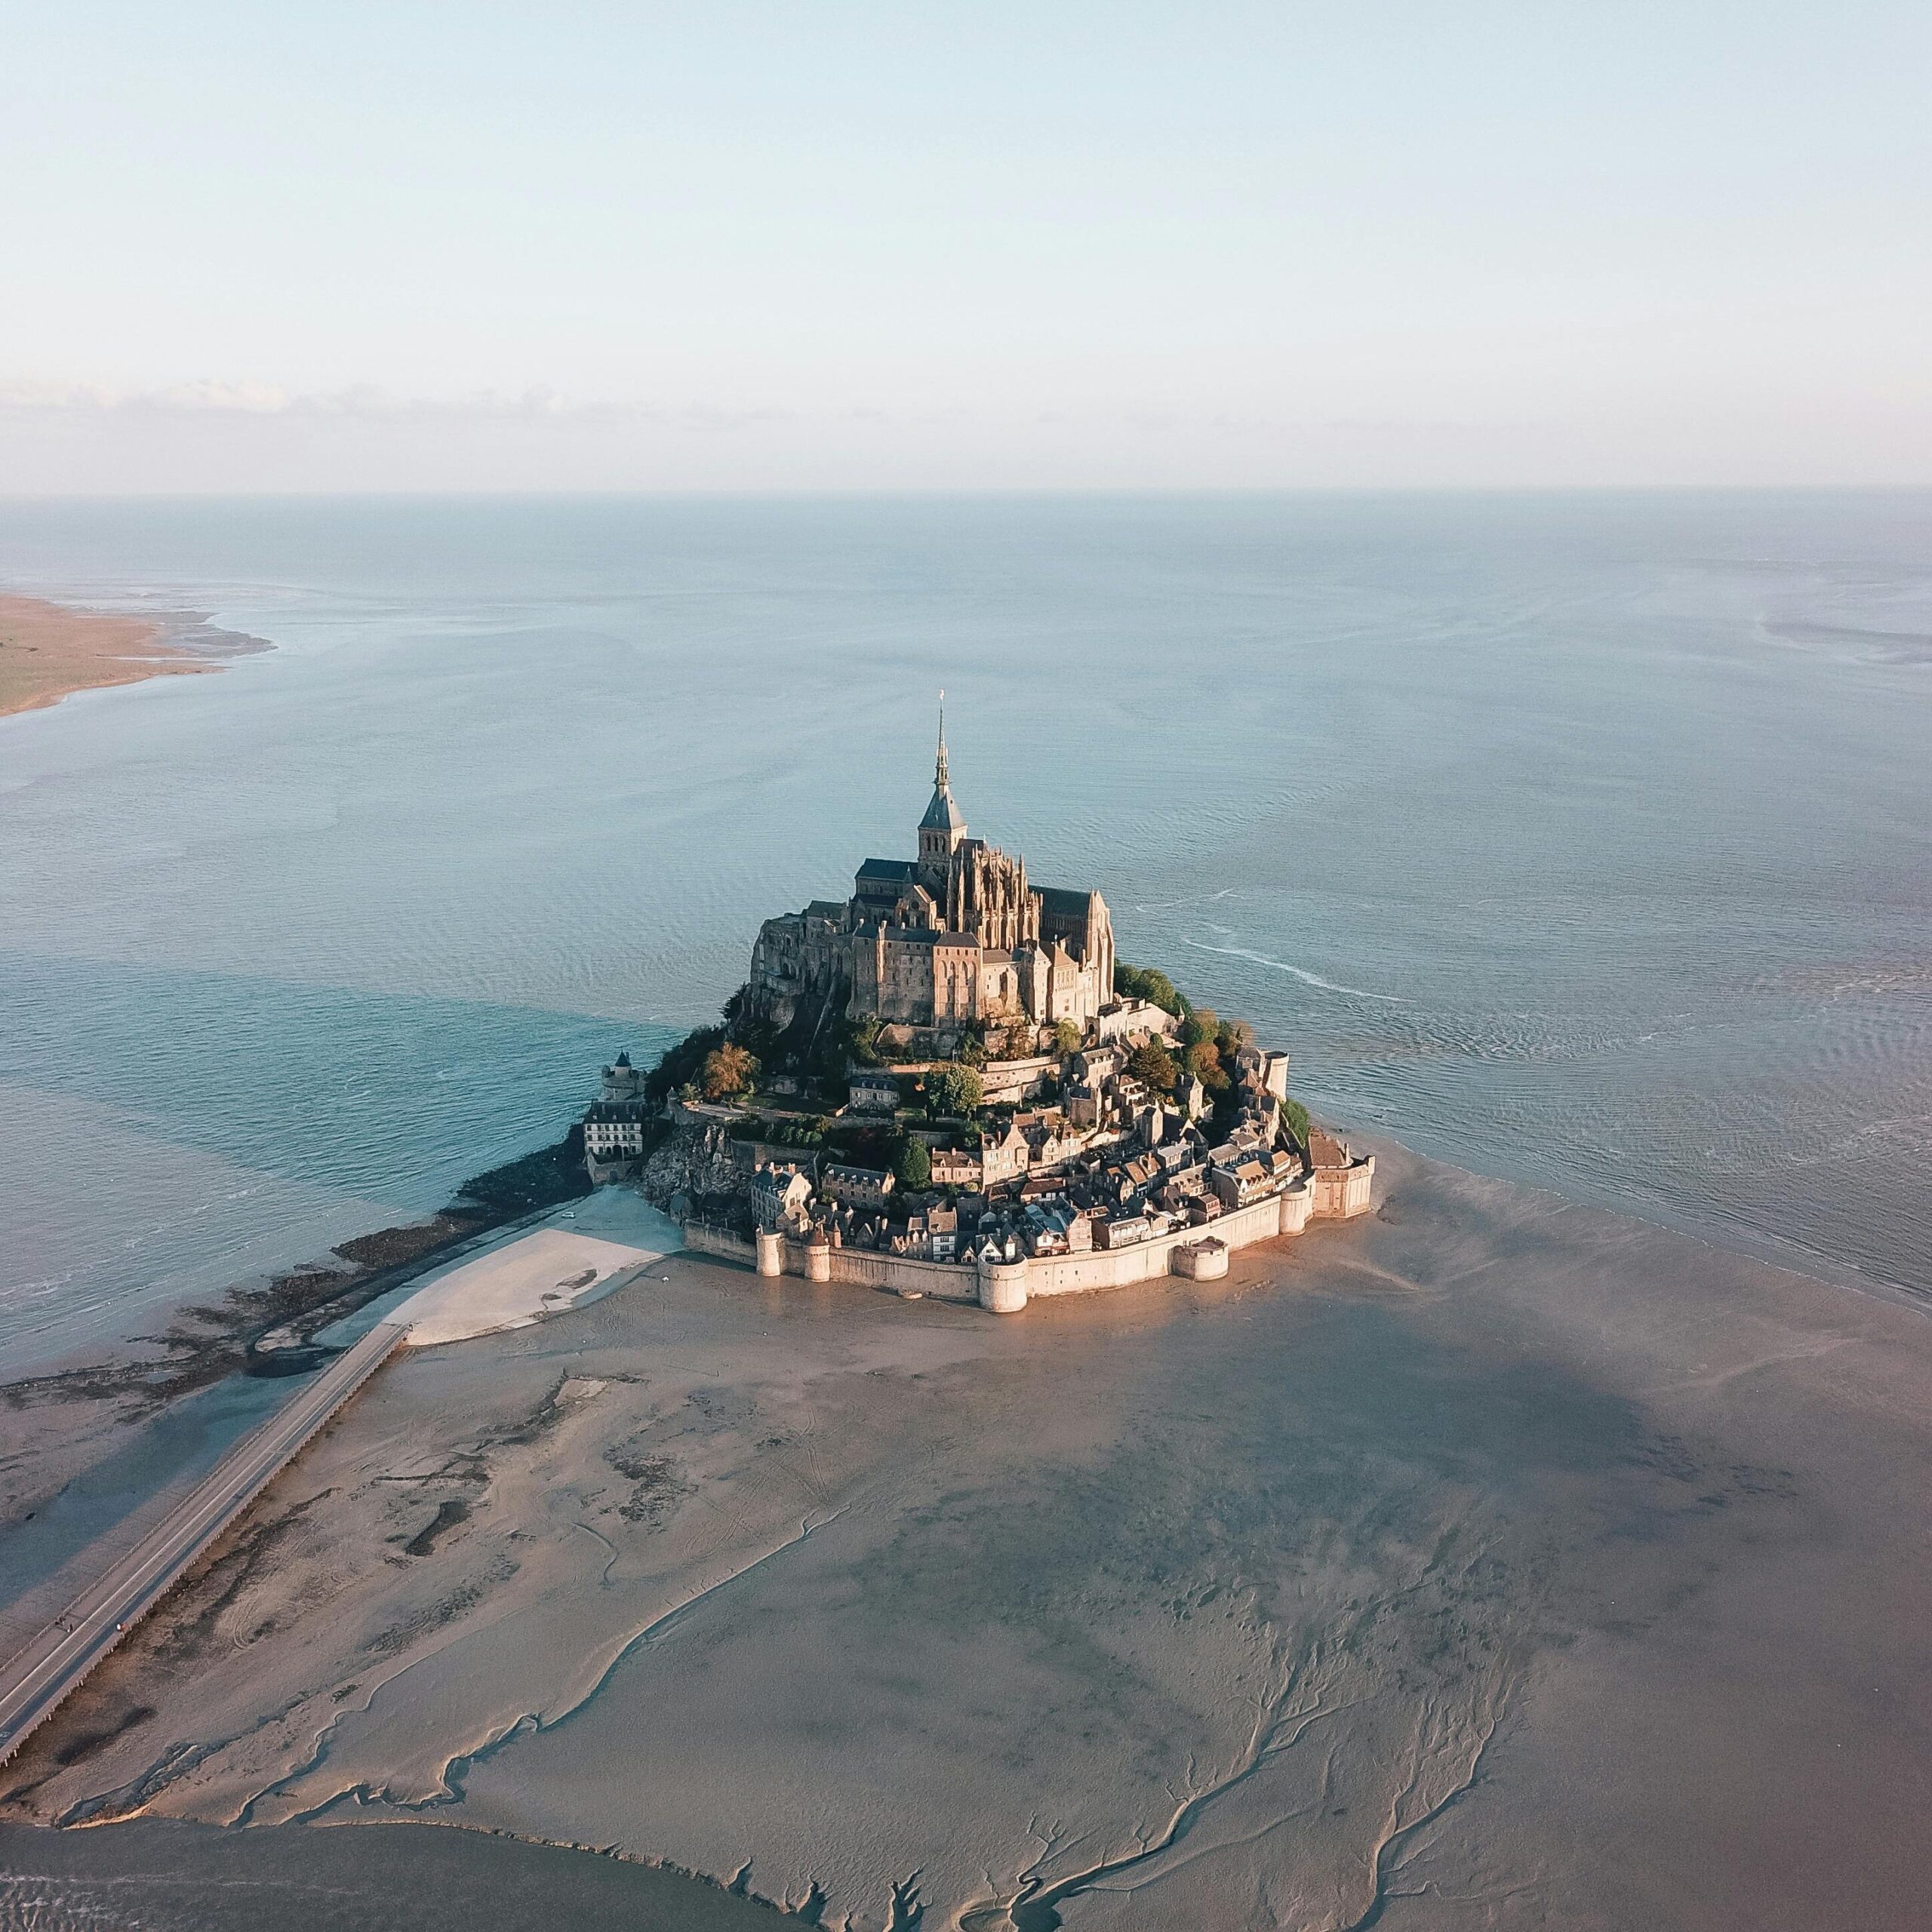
[0,1319,406,1767]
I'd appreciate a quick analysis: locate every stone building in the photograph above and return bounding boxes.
[820,1163,896,1211]
[598,1051,648,1103]
[583,1100,653,1165]
[746,712,1116,1046]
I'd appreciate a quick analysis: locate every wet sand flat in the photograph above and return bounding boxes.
[0,594,208,718]
[3,1143,1928,1930]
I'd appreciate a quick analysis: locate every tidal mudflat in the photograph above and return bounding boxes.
[4,1143,1928,1930]
[0,592,264,720]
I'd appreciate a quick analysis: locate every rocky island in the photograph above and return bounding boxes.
[585,712,1372,1311]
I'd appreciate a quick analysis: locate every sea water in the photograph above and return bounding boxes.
[2,492,1927,1364]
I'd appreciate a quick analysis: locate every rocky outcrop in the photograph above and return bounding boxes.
[639,1122,745,1218]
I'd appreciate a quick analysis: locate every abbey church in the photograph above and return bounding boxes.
[746,714,1116,1045]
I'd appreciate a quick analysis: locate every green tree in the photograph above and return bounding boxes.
[1051,1019,1082,1057]
[645,1024,726,1102]
[956,1021,989,1069]
[1186,1038,1228,1088]
[1215,1017,1255,1055]
[1178,1008,1218,1050]
[1114,962,1190,1020]
[895,1138,933,1189]
[1001,1020,1035,1059]
[1127,1039,1179,1093]
[700,1042,758,1101]
[924,1062,985,1118]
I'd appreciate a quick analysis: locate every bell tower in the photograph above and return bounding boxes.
[917,693,968,890]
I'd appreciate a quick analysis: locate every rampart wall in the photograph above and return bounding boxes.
[1022,1189,1290,1298]
[782,1241,977,1301]
[680,1154,1374,1315]
[685,1223,758,1266]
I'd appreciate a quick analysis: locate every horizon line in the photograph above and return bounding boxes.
[4,481,1930,504]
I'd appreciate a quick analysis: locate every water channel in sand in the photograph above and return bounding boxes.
[5,1143,1927,1931]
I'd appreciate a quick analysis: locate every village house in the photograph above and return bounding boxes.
[750,1164,814,1228]
[930,1144,983,1189]
[820,1163,896,1211]
[848,1069,901,1112]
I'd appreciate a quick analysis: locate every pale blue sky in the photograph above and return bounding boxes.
[2,2,1927,489]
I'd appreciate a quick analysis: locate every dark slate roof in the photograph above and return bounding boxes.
[1038,886,1094,921]
[881,926,979,947]
[919,784,967,832]
[857,857,918,882]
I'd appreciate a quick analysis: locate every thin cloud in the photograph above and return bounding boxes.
[0,381,795,428]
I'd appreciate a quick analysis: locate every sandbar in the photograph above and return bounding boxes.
[394,1206,678,1349]
[0,593,259,719]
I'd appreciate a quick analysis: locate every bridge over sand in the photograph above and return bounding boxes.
[0,1320,405,1767]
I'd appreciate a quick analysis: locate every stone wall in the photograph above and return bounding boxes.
[1020,1189,1291,1300]
[685,1223,759,1267]
[976,1054,1059,1103]
[785,1241,978,1303]
[678,1153,1375,1315]
[1310,1156,1376,1220]
[1091,999,1179,1046]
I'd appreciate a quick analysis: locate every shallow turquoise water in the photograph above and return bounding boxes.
[2,493,1927,1361]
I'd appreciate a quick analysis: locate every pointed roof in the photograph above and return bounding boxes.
[920,691,966,832]
[921,786,967,832]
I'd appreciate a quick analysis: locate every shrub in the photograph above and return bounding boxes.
[1051,1020,1082,1057]
[1178,1008,1218,1050]
[895,1139,932,1189]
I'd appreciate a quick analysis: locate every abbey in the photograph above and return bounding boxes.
[747,715,1115,1045]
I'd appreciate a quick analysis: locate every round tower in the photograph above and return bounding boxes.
[977,1251,1030,1314]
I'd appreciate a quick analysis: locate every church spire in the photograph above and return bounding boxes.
[918,688,966,877]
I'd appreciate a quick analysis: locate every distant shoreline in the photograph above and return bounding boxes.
[0,592,268,720]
